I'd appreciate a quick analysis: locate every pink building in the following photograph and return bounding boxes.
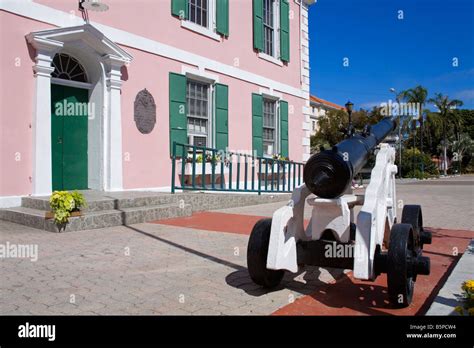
[0,0,314,207]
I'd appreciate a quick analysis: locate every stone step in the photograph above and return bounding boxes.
[121,202,192,225]
[116,193,183,209]
[0,206,47,231]
[21,196,116,213]
[0,203,191,232]
[21,192,183,212]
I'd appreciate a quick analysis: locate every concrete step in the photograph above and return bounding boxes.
[21,196,116,213]
[0,202,191,232]
[21,192,183,212]
[116,193,182,209]
[122,202,192,225]
[1,190,292,232]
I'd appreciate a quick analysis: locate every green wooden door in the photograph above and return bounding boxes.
[51,84,89,191]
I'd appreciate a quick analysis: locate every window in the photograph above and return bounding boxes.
[187,80,210,147]
[263,0,275,56]
[51,53,88,82]
[188,0,208,28]
[263,99,277,156]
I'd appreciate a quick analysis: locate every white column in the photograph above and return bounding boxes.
[103,55,126,191]
[29,39,63,196]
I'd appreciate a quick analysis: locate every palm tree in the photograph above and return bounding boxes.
[428,93,463,175]
[400,86,428,171]
[450,133,474,174]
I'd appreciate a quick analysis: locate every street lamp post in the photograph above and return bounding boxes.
[390,88,403,177]
[345,100,354,138]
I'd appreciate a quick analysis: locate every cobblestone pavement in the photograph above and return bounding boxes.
[0,220,340,315]
[217,175,474,231]
[0,175,471,315]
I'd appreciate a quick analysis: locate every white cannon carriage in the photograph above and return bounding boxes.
[247,119,432,308]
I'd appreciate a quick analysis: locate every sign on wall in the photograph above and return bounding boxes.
[134,89,156,134]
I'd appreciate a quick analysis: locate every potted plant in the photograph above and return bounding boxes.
[455,279,474,316]
[179,153,229,186]
[258,154,290,187]
[46,191,87,228]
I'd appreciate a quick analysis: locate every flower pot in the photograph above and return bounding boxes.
[45,211,82,220]
[178,161,229,187]
[257,163,290,189]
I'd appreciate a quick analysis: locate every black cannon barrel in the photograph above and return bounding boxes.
[304,117,397,198]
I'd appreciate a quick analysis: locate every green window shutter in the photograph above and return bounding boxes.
[216,0,229,36]
[169,72,187,156]
[252,93,263,157]
[171,0,188,19]
[280,0,290,62]
[215,83,229,150]
[280,100,289,157]
[253,0,263,51]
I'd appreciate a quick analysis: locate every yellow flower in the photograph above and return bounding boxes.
[454,306,464,315]
[462,280,474,292]
[468,307,474,316]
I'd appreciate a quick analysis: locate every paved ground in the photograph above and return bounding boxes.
[0,175,472,315]
[426,239,474,315]
[0,219,340,315]
[217,175,474,230]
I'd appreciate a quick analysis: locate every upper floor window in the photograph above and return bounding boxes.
[253,0,290,63]
[263,0,276,56]
[171,0,229,40]
[189,0,209,28]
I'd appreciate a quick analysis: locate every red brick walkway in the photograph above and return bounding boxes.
[154,212,473,315]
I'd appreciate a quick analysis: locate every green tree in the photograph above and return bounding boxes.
[428,93,463,175]
[398,148,439,178]
[399,85,429,170]
[310,109,347,152]
[450,133,474,174]
[310,108,384,153]
[454,109,474,140]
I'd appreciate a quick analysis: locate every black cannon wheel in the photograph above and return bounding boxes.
[387,223,416,308]
[401,204,432,247]
[247,218,284,288]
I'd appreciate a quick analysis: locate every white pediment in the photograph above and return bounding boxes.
[26,24,132,64]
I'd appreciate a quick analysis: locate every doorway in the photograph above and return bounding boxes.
[51,84,89,190]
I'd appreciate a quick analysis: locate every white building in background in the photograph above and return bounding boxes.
[309,95,345,134]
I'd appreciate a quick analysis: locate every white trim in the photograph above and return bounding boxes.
[274,0,280,58]
[25,24,132,194]
[0,0,306,99]
[51,77,93,90]
[259,87,283,100]
[258,52,284,66]
[181,20,221,42]
[0,196,22,208]
[181,66,219,83]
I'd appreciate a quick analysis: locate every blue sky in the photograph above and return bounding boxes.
[308,0,474,110]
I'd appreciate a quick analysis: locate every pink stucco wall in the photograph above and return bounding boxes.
[0,12,55,196]
[120,46,305,189]
[34,0,303,88]
[0,1,306,196]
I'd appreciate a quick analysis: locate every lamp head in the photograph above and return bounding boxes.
[79,0,109,12]
[345,100,354,113]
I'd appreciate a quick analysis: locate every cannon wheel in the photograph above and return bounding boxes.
[387,223,417,308]
[401,204,432,247]
[247,218,284,288]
